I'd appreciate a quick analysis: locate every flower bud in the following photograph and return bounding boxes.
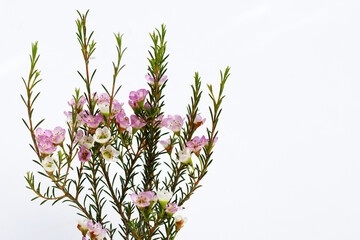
[77,219,89,236]
[178,148,192,165]
[157,190,173,209]
[174,215,187,231]
[165,202,183,217]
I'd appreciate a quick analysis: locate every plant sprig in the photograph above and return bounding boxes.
[22,10,230,240]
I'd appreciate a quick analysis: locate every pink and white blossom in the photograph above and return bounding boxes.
[145,74,167,86]
[51,126,66,145]
[80,135,95,149]
[115,112,130,132]
[111,100,124,117]
[131,191,157,210]
[95,93,110,104]
[128,100,139,109]
[35,128,53,142]
[100,145,120,162]
[129,89,148,107]
[96,93,124,118]
[160,138,173,154]
[130,115,147,130]
[154,115,165,127]
[163,115,184,135]
[83,113,104,129]
[76,130,92,147]
[186,136,207,156]
[165,203,183,216]
[78,145,91,162]
[76,129,84,143]
[193,114,206,128]
[37,136,57,156]
[93,127,111,144]
[97,101,110,115]
[41,156,56,173]
[87,221,107,240]
[177,147,192,164]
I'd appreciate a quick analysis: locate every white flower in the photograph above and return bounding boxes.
[100,145,120,162]
[77,219,88,231]
[157,189,173,202]
[77,219,89,236]
[80,135,95,149]
[178,148,192,164]
[93,127,111,144]
[98,102,110,115]
[157,189,173,208]
[42,156,56,173]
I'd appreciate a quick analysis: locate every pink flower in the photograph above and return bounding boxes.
[35,128,58,155]
[95,93,110,105]
[163,115,184,135]
[145,74,167,86]
[131,191,157,210]
[96,93,124,118]
[36,130,57,156]
[35,128,53,142]
[83,112,104,129]
[115,112,130,132]
[52,126,65,145]
[38,140,57,156]
[78,145,91,162]
[160,138,173,154]
[130,115,147,130]
[129,89,148,107]
[193,114,206,129]
[111,100,124,117]
[186,136,207,156]
[165,203,183,216]
[87,221,107,240]
[154,114,165,127]
[76,129,84,143]
[128,100,139,109]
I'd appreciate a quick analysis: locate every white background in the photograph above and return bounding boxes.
[1,0,360,239]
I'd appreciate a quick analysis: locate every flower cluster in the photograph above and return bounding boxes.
[131,190,185,225]
[35,127,65,156]
[77,219,107,240]
[23,14,229,240]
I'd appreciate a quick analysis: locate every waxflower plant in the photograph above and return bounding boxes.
[22,10,230,240]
